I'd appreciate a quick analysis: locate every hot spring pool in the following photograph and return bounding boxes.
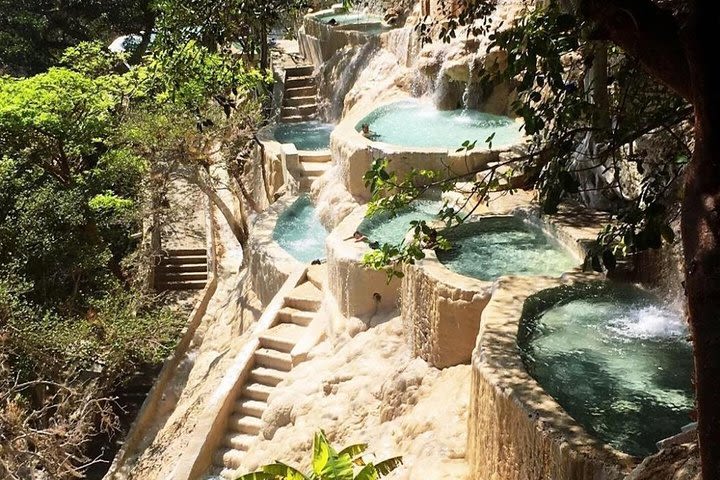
[356,100,523,149]
[272,196,327,262]
[436,216,577,281]
[273,122,334,151]
[358,200,442,245]
[316,12,384,26]
[519,282,693,457]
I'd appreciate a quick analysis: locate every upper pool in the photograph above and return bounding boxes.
[274,121,334,151]
[436,216,577,281]
[316,12,384,26]
[272,196,328,262]
[519,282,693,457]
[356,100,524,150]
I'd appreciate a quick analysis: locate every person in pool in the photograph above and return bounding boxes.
[360,123,379,140]
[327,18,338,26]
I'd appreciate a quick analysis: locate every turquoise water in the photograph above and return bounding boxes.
[436,217,577,281]
[274,122,333,151]
[356,100,524,149]
[358,200,442,244]
[317,12,383,25]
[273,196,328,262]
[519,282,693,457]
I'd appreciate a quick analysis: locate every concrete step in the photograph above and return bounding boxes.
[281,104,317,118]
[222,432,256,451]
[259,323,306,353]
[213,448,243,469]
[285,76,315,89]
[254,348,293,371]
[166,248,206,256]
[285,86,317,98]
[156,271,207,281]
[228,414,264,435]
[277,307,314,327]
[281,114,317,123]
[307,264,326,290]
[298,151,331,163]
[156,263,207,273]
[286,65,314,77]
[158,255,207,265]
[241,383,273,402]
[299,162,328,179]
[155,280,207,291]
[249,366,287,387]
[285,281,323,311]
[283,95,317,107]
[299,177,315,191]
[234,399,267,417]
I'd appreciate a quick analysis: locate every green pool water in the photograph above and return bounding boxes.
[436,216,577,281]
[274,121,333,151]
[519,282,693,457]
[356,100,524,149]
[272,196,327,262]
[358,200,442,245]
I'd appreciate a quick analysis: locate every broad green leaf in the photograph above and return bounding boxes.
[354,464,378,480]
[373,457,403,477]
[338,443,368,464]
[235,472,276,480]
[262,462,308,480]
[312,431,331,474]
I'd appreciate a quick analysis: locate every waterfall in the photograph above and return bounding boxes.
[568,132,621,210]
[326,40,379,122]
[462,55,482,110]
[432,64,451,108]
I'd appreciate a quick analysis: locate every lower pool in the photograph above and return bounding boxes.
[273,196,328,262]
[274,121,334,151]
[358,200,442,245]
[519,282,693,457]
[436,216,577,281]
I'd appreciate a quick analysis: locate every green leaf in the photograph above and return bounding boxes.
[235,472,276,480]
[373,457,403,476]
[262,462,308,480]
[354,464,378,480]
[312,431,331,474]
[338,443,368,464]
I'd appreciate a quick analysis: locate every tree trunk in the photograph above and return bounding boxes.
[260,26,269,71]
[681,5,720,480]
[196,180,248,246]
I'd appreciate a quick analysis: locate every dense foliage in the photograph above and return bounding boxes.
[236,431,403,480]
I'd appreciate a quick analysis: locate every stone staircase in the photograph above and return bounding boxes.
[281,65,317,123]
[155,248,208,291]
[209,266,325,479]
[297,150,332,191]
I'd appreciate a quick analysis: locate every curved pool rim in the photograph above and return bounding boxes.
[467,274,639,480]
[337,97,527,154]
[306,7,393,34]
[355,99,525,151]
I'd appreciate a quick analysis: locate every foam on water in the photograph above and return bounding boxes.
[519,282,693,457]
[273,196,328,262]
[356,100,523,149]
[436,216,577,281]
[274,122,334,151]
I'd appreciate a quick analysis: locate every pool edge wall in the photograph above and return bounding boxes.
[467,275,637,480]
[401,201,605,369]
[325,205,403,321]
[248,195,304,305]
[299,6,384,67]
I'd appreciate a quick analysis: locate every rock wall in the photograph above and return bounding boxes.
[401,252,491,368]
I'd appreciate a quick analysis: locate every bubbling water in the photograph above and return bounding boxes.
[519,282,693,457]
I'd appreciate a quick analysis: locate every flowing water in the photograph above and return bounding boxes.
[519,282,693,457]
[436,217,577,280]
[272,196,328,262]
[274,122,334,151]
[358,200,443,244]
[356,100,523,149]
